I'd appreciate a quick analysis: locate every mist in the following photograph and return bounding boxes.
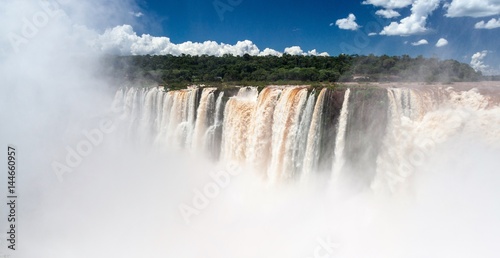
[1,1,500,258]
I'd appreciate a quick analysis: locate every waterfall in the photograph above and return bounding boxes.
[192,88,216,152]
[300,88,327,181]
[165,88,199,149]
[331,88,350,184]
[183,87,199,148]
[245,87,282,177]
[292,91,316,176]
[371,87,444,193]
[220,87,259,163]
[338,87,389,190]
[154,89,165,134]
[155,92,173,146]
[204,91,225,160]
[111,88,124,114]
[112,85,500,189]
[138,87,159,143]
[267,87,308,183]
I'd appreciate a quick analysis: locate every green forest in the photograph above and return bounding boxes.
[104,53,483,88]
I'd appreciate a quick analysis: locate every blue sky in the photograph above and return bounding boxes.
[5,0,487,74]
[1,0,498,74]
[120,0,500,74]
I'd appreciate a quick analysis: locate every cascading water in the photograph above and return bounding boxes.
[300,88,327,181]
[138,87,159,143]
[372,86,500,193]
[112,84,500,189]
[331,88,350,184]
[220,87,259,163]
[155,92,173,146]
[204,91,225,160]
[292,90,316,177]
[245,87,282,177]
[192,88,216,152]
[267,87,308,183]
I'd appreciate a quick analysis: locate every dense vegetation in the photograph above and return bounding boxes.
[104,53,482,88]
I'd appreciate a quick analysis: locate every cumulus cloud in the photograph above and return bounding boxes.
[335,14,361,30]
[258,48,282,56]
[284,46,304,55]
[376,9,401,18]
[470,50,489,72]
[470,50,500,75]
[445,0,500,17]
[282,46,328,56]
[411,39,429,46]
[436,38,448,47]
[380,0,441,36]
[94,25,327,57]
[307,49,329,56]
[362,0,413,9]
[475,18,500,29]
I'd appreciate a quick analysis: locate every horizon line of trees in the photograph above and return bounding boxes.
[103,53,483,87]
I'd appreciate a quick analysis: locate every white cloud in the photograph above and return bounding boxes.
[95,25,327,57]
[335,14,361,31]
[436,38,448,47]
[329,22,334,26]
[129,11,144,17]
[411,39,429,46]
[380,0,441,36]
[475,18,500,29]
[470,50,489,72]
[376,9,401,18]
[284,46,304,55]
[284,46,329,56]
[258,48,282,56]
[362,0,413,9]
[470,50,499,75]
[307,49,329,56]
[368,32,378,36]
[445,0,500,17]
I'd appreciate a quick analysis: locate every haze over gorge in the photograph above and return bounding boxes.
[1,0,500,258]
[99,81,500,257]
